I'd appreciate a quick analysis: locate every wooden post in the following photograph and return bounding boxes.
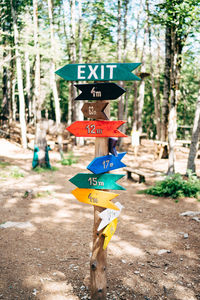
[90,102,110,300]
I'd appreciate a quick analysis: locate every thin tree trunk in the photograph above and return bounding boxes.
[167,29,183,175]
[33,0,41,123]
[33,0,48,167]
[187,86,200,173]
[122,0,129,134]
[147,0,161,140]
[10,0,27,148]
[137,18,148,134]
[117,0,124,149]
[132,0,142,132]
[76,0,84,146]
[48,0,63,157]
[117,0,123,123]
[47,3,61,124]
[156,31,162,139]
[25,51,31,123]
[167,27,176,174]
[161,26,171,142]
[68,0,76,126]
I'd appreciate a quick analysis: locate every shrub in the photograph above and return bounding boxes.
[33,166,58,173]
[60,151,77,166]
[142,173,200,199]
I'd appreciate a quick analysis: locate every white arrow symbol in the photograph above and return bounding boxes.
[98,202,124,231]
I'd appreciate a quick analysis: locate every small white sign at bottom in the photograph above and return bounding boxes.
[98,202,123,231]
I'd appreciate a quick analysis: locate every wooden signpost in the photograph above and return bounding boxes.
[55,61,140,300]
[75,83,126,100]
[81,102,109,120]
[66,120,127,137]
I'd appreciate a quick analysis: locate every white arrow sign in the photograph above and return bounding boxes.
[98,202,124,231]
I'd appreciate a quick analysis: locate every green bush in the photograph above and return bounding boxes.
[142,172,200,199]
[60,151,77,166]
[33,166,59,173]
[10,166,24,178]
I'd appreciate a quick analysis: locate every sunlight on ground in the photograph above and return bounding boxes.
[109,237,145,257]
[134,223,154,237]
[174,285,197,300]
[23,273,79,300]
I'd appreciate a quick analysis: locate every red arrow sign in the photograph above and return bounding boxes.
[66,121,127,137]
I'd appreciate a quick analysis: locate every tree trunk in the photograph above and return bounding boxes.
[167,29,183,175]
[76,0,84,146]
[117,0,124,149]
[68,0,76,126]
[187,86,200,173]
[167,27,176,174]
[33,0,41,123]
[156,31,162,140]
[33,0,48,167]
[10,0,27,148]
[122,0,129,134]
[147,0,161,140]
[132,0,142,132]
[48,0,63,157]
[161,26,171,142]
[25,51,32,123]
[137,19,148,134]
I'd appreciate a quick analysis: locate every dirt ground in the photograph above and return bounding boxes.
[0,137,200,300]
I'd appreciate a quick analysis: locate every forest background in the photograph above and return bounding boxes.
[0,0,200,174]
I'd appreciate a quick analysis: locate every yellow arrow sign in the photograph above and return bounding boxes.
[71,188,120,210]
[103,218,118,250]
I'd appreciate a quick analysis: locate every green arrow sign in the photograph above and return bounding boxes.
[55,63,141,81]
[69,173,125,190]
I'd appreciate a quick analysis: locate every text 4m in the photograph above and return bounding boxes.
[77,64,117,80]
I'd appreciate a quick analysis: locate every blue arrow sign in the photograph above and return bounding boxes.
[87,152,126,174]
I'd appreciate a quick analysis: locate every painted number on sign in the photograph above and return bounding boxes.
[86,125,103,134]
[88,193,98,204]
[91,87,101,97]
[103,160,114,169]
[88,177,104,187]
[89,106,96,115]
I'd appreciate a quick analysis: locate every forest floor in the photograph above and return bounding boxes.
[0,137,200,300]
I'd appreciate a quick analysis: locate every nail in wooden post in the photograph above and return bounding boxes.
[90,101,110,300]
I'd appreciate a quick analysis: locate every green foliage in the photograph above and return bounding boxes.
[10,166,24,178]
[0,161,10,168]
[60,151,77,166]
[142,173,200,199]
[33,166,59,173]
[35,190,51,198]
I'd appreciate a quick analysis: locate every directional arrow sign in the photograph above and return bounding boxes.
[66,120,127,137]
[71,188,119,210]
[81,102,108,120]
[69,173,125,190]
[74,83,126,100]
[98,202,123,231]
[55,63,141,81]
[87,152,126,174]
[103,218,118,250]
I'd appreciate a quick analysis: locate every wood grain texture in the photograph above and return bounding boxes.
[90,101,110,300]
